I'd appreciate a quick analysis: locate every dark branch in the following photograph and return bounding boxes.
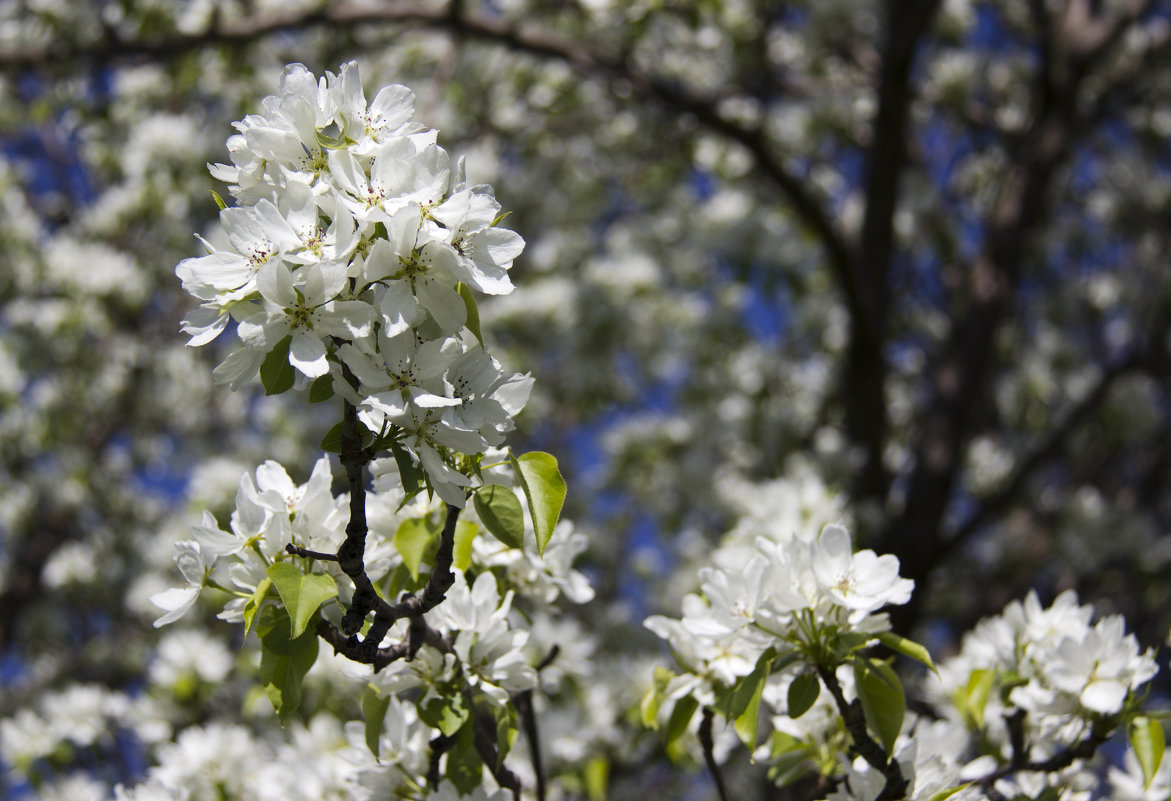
[698,707,732,801]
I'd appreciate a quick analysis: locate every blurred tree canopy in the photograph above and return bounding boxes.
[1,1,1169,799]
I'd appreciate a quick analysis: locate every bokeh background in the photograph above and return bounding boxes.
[1,1,1170,799]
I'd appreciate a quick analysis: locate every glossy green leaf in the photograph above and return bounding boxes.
[457,282,483,345]
[256,605,319,725]
[1130,715,1165,789]
[320,421,344,453]
[453,520,478,571]
[389,441,424,496]
[664,694,699,745]
[259,335,295,396]
[447,720,483,795]
[394,518,435,581]
[418,691,469,737]
[362,685,391,759]
[854,656,905,756]
[474,484,525,549]
[210,189,227,210]
[492,703,518,768]
[242,577,272,640]
[957,668,996,730]
[787,672,821,719]
[309,374,334,403]
[733,670,767,748]
[877,631,938,675]
[925,784,973,801]
[510,451,567,556]
[584,755,609,801]
[267,562,338,638]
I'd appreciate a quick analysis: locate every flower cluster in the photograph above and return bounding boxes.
[929,590,1158,749]
[151,457,348,628]
[645,522,913,692]
[176,62,530,505]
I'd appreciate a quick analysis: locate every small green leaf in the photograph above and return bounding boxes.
[394,518,435,581]
[447,719,483,795]
[925,784,973,801]
[510,451,567,556]
[787,673,820,719]
[733,671,767,749]
[309,374,334,403]
[320,421,344,453]
[210,189,227,210]
[877,631,938,675]
[259,335,295,396]
[492,703,518,768]
[1130,715,1165,789]
[362,685,391,759]
[418,691,469,737]
[242,577,272,640]
[256,606,319,725]
[957,668,996,730]
[664,694,699,745]
[267,562,338,639]
[457,283,483,345]
[474,484,526,549]
[584,755,610,801]
[389,441,424,496]
[854,657,905,756]
[314,129,353,150]
[453,520,478,571]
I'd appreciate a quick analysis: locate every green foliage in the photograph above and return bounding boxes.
[876,631,937,675]
[854,656,905,756]
[259,336,295,396]
[266,562,338,639]
[510,451,567,556]
[787,672,821,719]
[362,685,392,759]
[473,484,526,549]
[663,694,699,746]
[394,518,436,581]
[256,605,320,725]
[1129,715,1165,789]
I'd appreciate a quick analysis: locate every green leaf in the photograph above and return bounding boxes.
[492,703,518,768]
[717,655,768,748]
[362,685,391,759]
[267,562,338,639]
[510,451,567,556]
[956,668,996,730]
[473,484,525,549]
[854,657,905,756]
[242,577,272,640]
[877,631,938,675]
[259,335,295,396]
[447,720,483,795]
[389,441,424,496]
[925,784,973,801]
[453,521,478,572]
[664,694,699,745]
[309,374,334,403]
[641,667,674,729]
[584,755,609,801]
[787,672,820,719]
[314,129,353,150]
[210,189,227,210]
[320,421,344,453]
[256,606,319,725]
[457,282,483,345]
[394,518,435,581]
[1130,715,1165,789]
[733,670,767,749]
[418,691,469,737]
